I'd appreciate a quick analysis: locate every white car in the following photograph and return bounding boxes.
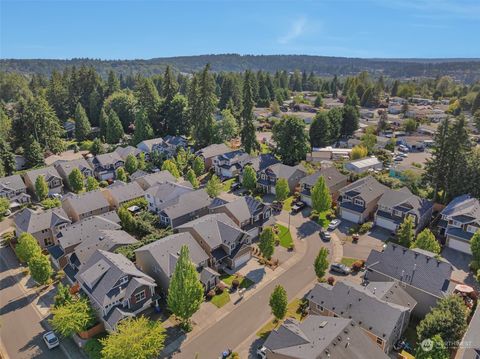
[257,346,267,358]
[43,331,59,349]
[328,219,341,230]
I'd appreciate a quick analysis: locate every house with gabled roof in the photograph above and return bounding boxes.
[195,143,235,169]
[134,170,177,190]
[145,181,194,215]
[61,190,111,222]
[214,149,252,179]
[158,188,211,228]
[90,151,124,181]
[374,187,433,233]
[0,174,30,208]
[53,158,94,187]
[137,138,165,158]
[113,146,142,160]
[238,153,280,183]
[76,250,156,332]
[257,163,307,195]
[365,243,455,316]
[102,181,144,209]
[438,194,480,255]
[23,166,64,199]
[300,166,348,206]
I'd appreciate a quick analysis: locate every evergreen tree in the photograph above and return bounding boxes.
[327,107,343,143]
[106,110,124,144]
[25,137,45,168]
[216,109,238,142]
[125,154,138,174]
[29,254,53,285]
[391,80,399,96]
[0,107,12,141]
[135,77,160,126]
[106,70,121,97]
[103,91,136,130]
[115,167,127,182]
[241,71,259,153]
[74,103,91,141]
[53,283,72,308]
[98,108,109,140]
[35,175,49,201]
[311,176,332,213]
[314,247,329,279]
[310,112,331,148]
[192,156,205,177]
[259,226,276,260]
[206,174,222,198]
[471,91,480,114]
[470,231,480,270]
[68,167,84,193]
[275,178,290,202]
[411,229,441,254]
[272,115,309,166]
[0,138,16,175]
[397,216,415,248]
[242,165,257,191]
[269,285,288,321]
[132,109,154,145]
[314,94,323,108]
[86,176,99,191]
[167,245,204,330]
[186,169,199,189]
[137,152,146,171]
[90,137,104,155]
[341,105,359,137]
[164,94,188,136]
[16,232,42,263]
[161,160,180,178]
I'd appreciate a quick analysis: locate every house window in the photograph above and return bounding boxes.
[467,225,479,234]
[135,290,146,302]
[317,304,324,311]
[393,209,403,217]
[376,337,383,346]
[119,276,128,285]
[354,199,364,207]
[44,237,54,247]
[452,220,461,227]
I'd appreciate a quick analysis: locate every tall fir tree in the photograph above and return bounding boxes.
[74,103,91,141]
[309,112,331,148]
[132,109,154,145]
[240,71,259,153]
[106,110,124,144]
[311,176,332,213]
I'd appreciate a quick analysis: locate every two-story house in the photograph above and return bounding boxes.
[61,190,111,222]
[53,158,94,188]
[0,174,30,208]
[113,146,142,161]
[238,153,280,183]
[338,176,388,224]
[299,167,348,207]
[134,170,176,190]
[438,194,480,255]
[177,213,252,270]
[195,143,235,170]
[307,281,414,353]
[214,150,252,179]
[374,187,433,233]
[365,243,455,317]
[257,163,307,195]
[162,135,188,156]
[23,166,64,199]
[90,151,125,181]
[102,181,145,209]
[135,232,216,294]
[76,249,156,332]
[136,138,165,159]
[145,181,194,214]
[14,207,71,248]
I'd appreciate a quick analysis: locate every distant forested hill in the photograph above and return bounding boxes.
[2,54,480,82]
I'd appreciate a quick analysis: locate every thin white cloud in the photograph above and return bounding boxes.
[278,17,307,44]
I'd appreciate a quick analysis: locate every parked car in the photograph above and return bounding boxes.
[271,201,282,212]
[394,156,404,162]
[398,145,409,152]
[257,346,267,359]
[320,230,331,241]
[328,219,341,230]
[291,201,306,214]
[43,331,59,349]
[399,152,408,158]
[49,193,62,199]
[330,263,351,275]
[230,182,241,192]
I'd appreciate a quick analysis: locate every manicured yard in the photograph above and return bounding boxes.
[340,257,358,267]
[219,274,254,289]
[282,196,294,211]
[222,178,236,192]
[256,298,306,339]
[316,211,331,229]
[276,224,293,248]
[210,291,230,308]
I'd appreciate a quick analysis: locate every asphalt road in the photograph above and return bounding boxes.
[173,214,326,359]
[0,245,66,359]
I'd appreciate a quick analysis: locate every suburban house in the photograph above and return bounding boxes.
[257,163,307,195]
[374,187,433,233]
[299,167,348,206]
[14,207,71,248]
[162,135,188,155]
[61,190,111,222]
[306,147,352,162]
[135,232,217,294]
[195,143,234,169]
[76,249,157,332]
[438,194,480,255]
[136,138,165,158]
[345,157,383,174]
[53,158,94,187]
[158,188,211,228]
[0,174,30,208]
[113,145,142,160]
[145,181,194,214]
[338,176,388,224]
[209,196,273,238]
[214,150,252,179]
[90,151,125,181]
[238,153,280,183]
[307,281,413,352]
[365,243,454,316]
[23,166,64,199]
[102,181,145,208]
[48,211,121,270]
[134,170,176,190]
[262,315,389,359]
[177,213,252,270]
[456,304,480,359]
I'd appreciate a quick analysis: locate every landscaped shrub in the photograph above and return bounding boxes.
[351,261,364,272]
[288,243,295,251]
[348,226,360,235]
[206,290,215,300]
[99,181,108,188]
[232,279,240,288]
[359,222,373,234]
[215,286,224,295]
[327,276,335,285]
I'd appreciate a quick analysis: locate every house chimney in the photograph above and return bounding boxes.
[345,338,350,348]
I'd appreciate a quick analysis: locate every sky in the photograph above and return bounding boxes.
[1,0,479,59]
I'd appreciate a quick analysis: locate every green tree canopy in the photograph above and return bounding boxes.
[116,167,127,182]
[242,165,257,191]
[397,215,415,248]
[341,105,359,137]
[16,232,42,263]
[24,137,45,168]
[272,115,309,166]
[186,169,199,189]
[28,254,53,285]
[35,175,49,201]
[314,247,329,279]
[86,176,99,191]
[411,229,441,254]
[74,103,91,141]
[192,156,205,177]
[415,334,449,359]
[259,226,276,260]
[50,296,95,337]
[106,110,124,144]
[161,160,180,178]
[132,109,154,145]
[310,112,331,148]
[470,230,480,270]
[311,176,332,213]
[240,71,259,153]
[54,283,73,308]
[68,167,84,193]
[275,178,290,202]
[206,174,222,198]
[269,285,288,321]
[125,154,138,174]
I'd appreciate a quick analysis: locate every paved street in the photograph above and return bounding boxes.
[172,212,327,359]
[0,245,71,359]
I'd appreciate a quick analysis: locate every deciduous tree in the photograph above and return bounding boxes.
[115,167,127,182]
[86,176,99,191]
[314,247,329,279]
[68,167,84,193]
[259,226,276,260]
[186,169,199,189]
[415,334,449,359]
[269,285,288,321]
[50,297,95,337]
[192,156,205,177]
[161,160,180,178]
[411,229,441,254]
[242,165,257,191]
[206,174,222,198]
[16,233,42,263]
[275,178,290,202]
[125,154,138,174]
[309,112,330,148]
[28,254,53,285]
[397,215,415,248]
[311,176,331,213]
[35,175,49,201]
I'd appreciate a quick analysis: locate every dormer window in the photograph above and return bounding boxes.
[354,199,364,207]
[119,276,128,285]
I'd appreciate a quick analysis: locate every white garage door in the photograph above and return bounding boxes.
[234,253,251,268]
[448,237,472,254]
[375,217,398,231]
[301,195,312,207]
[340,208,361,224]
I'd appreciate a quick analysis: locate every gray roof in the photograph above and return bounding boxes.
[365,282,417,310]
[366,243,453,298]
[264,315,388,359]
[441,194,480,223]
[0,174,26,192]
[128,170,149,181]
[104,307,134,329]
[94,151,124,167]
[164,135,187,147]
[217,149,250,161]
[24,166,62,184]
[210,196,265,224]
[246,153,280,172]
[177,213,246,249]
[77,249,155,307]
[264,163,307,180]
[15,207,71,233]
[137,138,164,152]
[135,232,209,277]
[134,171,176,190]
[62,190,110,216]
[114,146,142,160]
[160,189,211,220]
[377,187,433,218]
[300,166,348,188]
[308,281,410,340]
[105,181,144,204]
[57,212,121,249]
[196,143,233,159]
[339,176,388,204]
[53,158,93,178]
[146,181,193,207]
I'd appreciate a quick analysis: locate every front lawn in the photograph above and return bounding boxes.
[256,298,306,339]
[282,196,294,211]
[219,274,254,289]
[211,291,230,308]
[276,224,293,248]
[222,178,236,192]
[317,211,330,229]
[340,257,358,267]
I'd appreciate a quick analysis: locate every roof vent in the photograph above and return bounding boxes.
[319,320,328,328]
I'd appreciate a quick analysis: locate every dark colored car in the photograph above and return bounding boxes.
[330,263,351,275]
[291,201,306,214]
[320,230,331,241]
[230,182,241,192]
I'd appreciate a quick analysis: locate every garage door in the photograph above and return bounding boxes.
[340,208,361,223]
[448,237,472,254]
[301,195,312,207]
[375,216,398,231]
[234,253,251,268]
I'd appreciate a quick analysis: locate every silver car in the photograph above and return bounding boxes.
[43,331,59,349]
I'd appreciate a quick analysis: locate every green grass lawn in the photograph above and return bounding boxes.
[256,298,305,339]
[340,257,358,267]
[222,178,236,192]
[282,196,294,211]
[276,224,293,248]
[211,291,230,308]
[219,274,254,289]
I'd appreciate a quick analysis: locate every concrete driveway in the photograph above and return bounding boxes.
[441,248,478,289]
[335,222,388,261]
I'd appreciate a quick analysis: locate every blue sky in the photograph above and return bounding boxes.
[1,0,479,59]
